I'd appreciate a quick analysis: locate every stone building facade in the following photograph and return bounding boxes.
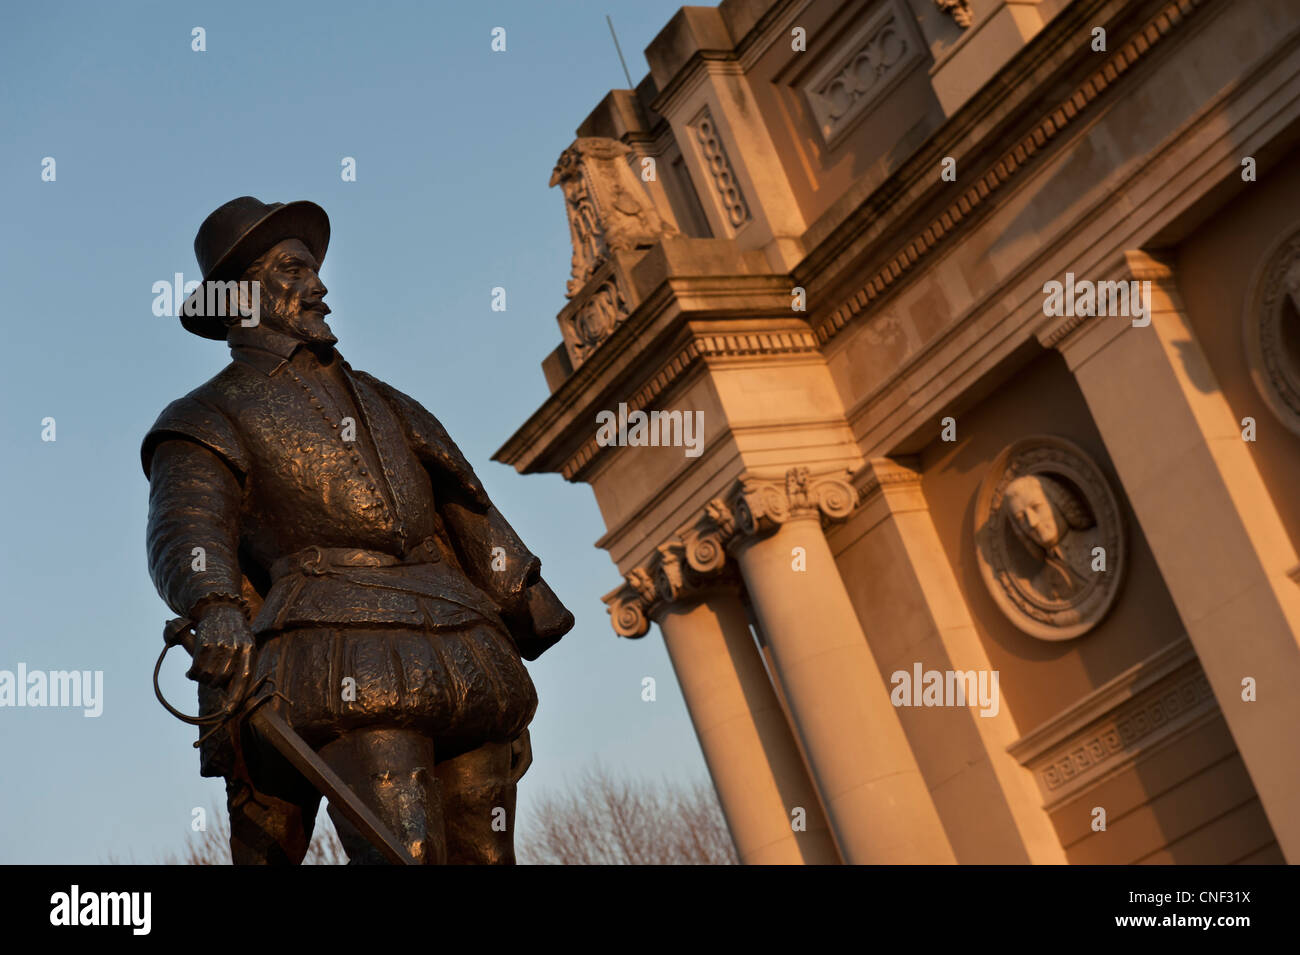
[496,0,1300,864]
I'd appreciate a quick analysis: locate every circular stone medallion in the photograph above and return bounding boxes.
[1244,227,1300,437]
[973,436,1126,641]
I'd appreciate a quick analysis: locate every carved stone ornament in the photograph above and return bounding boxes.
[935,0,973,29]
[691,110,750,229]
[550,137,679,298]
[1244,226,1300,437]
[802,2,923,147]
[733,467,856,537]
[605,500,739,639]
[973,436,1126,641]
[603,467,856,636]
[567,274,628,366]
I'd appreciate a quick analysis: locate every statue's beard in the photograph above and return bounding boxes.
[263,295,336,345]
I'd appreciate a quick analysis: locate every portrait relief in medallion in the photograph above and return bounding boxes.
[973,436,1126,641]
[1244,225,1300,437]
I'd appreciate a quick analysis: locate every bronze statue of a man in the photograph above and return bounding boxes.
[142,197,573,864]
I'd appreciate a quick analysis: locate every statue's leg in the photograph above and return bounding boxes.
[435,731,531,865]
[319,727,446,865]
[226,733,322,865]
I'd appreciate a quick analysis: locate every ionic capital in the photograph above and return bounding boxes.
[731,466,857,538]
[602,466,859,637]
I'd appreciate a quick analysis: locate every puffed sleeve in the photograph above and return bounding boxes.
[145,438,244,618]
[141,393,251,481]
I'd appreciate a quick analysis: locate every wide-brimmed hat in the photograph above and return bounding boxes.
[180,196,330,339]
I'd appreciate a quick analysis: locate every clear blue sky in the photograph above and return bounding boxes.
[0,0,706,863]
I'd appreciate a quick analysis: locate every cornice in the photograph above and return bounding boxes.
[813,0,1209,346]
[494,260,790,476]
[562,324,821,481]
[852,455,925,510]
[1006,638,1216,809]
[604,465,855,637]
[649,51,736,121]
[734,0,814,74]
[499,0,1213,481]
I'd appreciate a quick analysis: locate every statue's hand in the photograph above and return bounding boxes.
[187,603,255,695]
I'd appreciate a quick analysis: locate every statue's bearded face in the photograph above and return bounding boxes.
[1004,476,1062,549]
[247,238,334,344]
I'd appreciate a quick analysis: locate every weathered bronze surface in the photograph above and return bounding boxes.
[143,197,573,864]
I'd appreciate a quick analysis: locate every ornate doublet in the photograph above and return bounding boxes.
[142,331,569,772]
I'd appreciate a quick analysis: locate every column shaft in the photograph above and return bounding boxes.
[733,518,957,864]
[657,590,839,864]
[1057,250,1300,860]
[854,461,1066,863]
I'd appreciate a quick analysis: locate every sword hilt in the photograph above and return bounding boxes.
[155,619,416,865]
[164,616,197,655]
[154,616,253,731]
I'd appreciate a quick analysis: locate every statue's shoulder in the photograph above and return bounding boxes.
[345,364,436,422]
[140,363,253,479]
[346,365,406,402]
[342,363,489,509]
[345,365,438,426]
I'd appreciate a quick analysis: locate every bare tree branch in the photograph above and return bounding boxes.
[517,765,738,865]
[155,765,739,865]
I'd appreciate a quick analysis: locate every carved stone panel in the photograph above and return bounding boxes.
[973,436,1126,641]
[550,137,678,299]
[561,267,630,368]
[1007,641,1217,810]
[688,109,751,232]
[801,0,924,148]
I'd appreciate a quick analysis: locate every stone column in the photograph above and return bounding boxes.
[606,509,838,866]
[853,458,1066,863]
[655,586,840,865]
[1049,249,1300,861]
[726,469,957,864]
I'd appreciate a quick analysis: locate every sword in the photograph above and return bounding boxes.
[156,617,418,866]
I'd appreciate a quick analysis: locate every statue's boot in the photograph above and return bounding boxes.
[435,733,530,865]
[320,728,447,865]
[227,724,323,865]
[227,776,319,865]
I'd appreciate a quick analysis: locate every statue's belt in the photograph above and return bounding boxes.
[154,535,484,865]
[253,537,502,636]
[269,538,443,580]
